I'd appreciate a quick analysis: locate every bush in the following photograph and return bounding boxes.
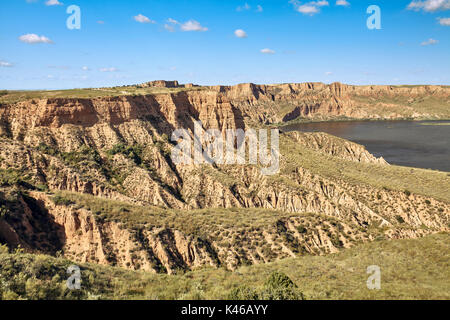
[107,144,143,166]
[259,272,304,300]
[395,215,405,224]
[228,286,259,300]
[227,271,304,301]
[52,195,75,206]
[296,225,307,234]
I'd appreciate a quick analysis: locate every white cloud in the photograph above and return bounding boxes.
[100,67,118,72]
[261,48,275,54]
[438,17,450,25]
[168,18,180,24]
[298,5,319,14]
[133,14,156,24]
[290,0,329,15]
[45,0,63,6]
[82,66,90,71]
[0,61,13,67]
[164,24,175,32]
[325,71,333,75]
[421,38,439,45]
[237,3,251,11]
[180,20,208,32]
[164,18,179,32]
[97,21,105,24]
[234,29,248,38]
[164,18,207,32]
[19,34,53,44]
[256,5,264,12]
[336,0,350,6]
[407,0,450,12]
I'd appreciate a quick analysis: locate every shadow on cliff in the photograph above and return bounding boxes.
[0,192,66,255]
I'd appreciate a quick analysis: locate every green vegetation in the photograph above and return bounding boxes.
[107,143,144,166]
[228,271,304,300]
[51,194,75,206]
[0,168,31,187]
[419,122,450,126]
[1,234,448,300]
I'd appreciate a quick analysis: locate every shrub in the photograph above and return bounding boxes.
[259,272,304,300]
[227,271,304,301]
[228,286,259,300]
[108,144,143,166]
[395,215,405,224]
[52,195,75,206]
[296,225,307,234]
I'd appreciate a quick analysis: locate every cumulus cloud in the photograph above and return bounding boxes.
[325,71,333,75]
[167,18,179,24]
[336,0,350,6]
[164,18,179,32]
[438,17,450,25]
[99,67,118,72]
[164,18,207,32]
[0,61,13,67]
[45,0,63,6]
[234,29,248,38]
[81,66,90,71]
[256,5,264,12]
[407,0,450,12]
[237,3,251,11]
[19,34,53,44]
[134,14,156,24]
[421,38,439,45]
[290,0,329,15]
[261,48,275,54]
[180,20,208,32]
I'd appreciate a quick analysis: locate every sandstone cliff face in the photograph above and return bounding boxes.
[0,82,449,273]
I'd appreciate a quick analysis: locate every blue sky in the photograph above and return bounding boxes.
[0,0,449,90]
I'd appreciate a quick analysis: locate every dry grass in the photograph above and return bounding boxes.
[1,233,448,300]
[0,86,205,104]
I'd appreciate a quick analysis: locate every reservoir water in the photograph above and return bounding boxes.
[282,120,450,172]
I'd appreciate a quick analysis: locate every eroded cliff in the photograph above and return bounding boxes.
[0,82,449,273]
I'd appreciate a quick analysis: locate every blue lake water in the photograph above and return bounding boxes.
[282,120,450,172]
